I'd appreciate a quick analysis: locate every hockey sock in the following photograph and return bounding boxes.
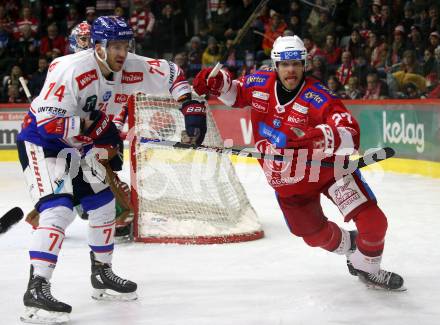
[87,199,116,264]
[302,221,345,252]
[30,205,75,279]
[354,204,388,257]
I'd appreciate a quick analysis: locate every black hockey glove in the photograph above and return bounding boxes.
[84,110,120,146]
[180,100,207,145]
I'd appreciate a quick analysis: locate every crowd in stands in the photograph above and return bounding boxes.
[1,0,440,103]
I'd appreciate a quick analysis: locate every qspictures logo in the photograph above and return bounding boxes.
[383,112,424,153]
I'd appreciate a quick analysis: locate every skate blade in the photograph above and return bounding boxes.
[358,277,407,292]
[92,289,138,301]
[20,307,70,324]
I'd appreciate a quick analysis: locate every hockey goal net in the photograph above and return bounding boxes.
[127,93,264,244]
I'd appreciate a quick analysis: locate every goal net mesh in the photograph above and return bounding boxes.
[128,93,263,244]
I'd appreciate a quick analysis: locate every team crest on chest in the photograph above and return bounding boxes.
[103,91,112,102]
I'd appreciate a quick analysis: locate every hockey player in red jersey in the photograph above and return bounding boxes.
[193,35,404,291]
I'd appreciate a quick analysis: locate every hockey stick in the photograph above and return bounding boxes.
[103,163,132,212]
[25,160,133,229]
[209,0,270,77]
[17,77,40,228]
[140,137,395,169]
[225,0,270,60]
[0,207,24,234]
[19,77,32,102]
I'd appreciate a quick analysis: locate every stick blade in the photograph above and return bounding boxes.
[0,207,24,234]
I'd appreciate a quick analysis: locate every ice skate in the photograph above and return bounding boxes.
[348,248,406,291]
[90,251,138,301]
[20,267,71,324]
[356,268,406,291]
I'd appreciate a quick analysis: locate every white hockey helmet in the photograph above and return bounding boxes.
[271,35,307,69]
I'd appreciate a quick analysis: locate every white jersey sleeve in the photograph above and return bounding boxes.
[24,49,119,149]
[30,55,82,140]
[122,54,191,101]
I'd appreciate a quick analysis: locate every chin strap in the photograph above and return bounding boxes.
[94,47,117,74]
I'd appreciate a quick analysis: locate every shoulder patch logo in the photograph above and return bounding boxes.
[122,71,143,84]
[300,90,327,108]
[76,69,98,90]
[245,74,269,88]
[48,61,59,72]
[314,82,337,98]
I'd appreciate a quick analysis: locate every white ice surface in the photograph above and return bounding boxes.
[1,161,440,325]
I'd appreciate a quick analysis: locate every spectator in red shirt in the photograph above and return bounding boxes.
[303,35,323,67]
[39,23,66,59]
[322,34,342,69]
[336,50,355,86]
[261,11,287,56]
[130,0,155,56]
[13,5,38,39]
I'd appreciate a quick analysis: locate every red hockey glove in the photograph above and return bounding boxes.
[287,125,337,154]
[193,67,230,96]
[180,100,207,145]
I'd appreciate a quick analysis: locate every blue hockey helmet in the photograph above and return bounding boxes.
[91,16,135,73]
[91,16,134,48]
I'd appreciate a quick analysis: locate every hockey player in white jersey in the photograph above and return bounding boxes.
[16,16,207,324]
